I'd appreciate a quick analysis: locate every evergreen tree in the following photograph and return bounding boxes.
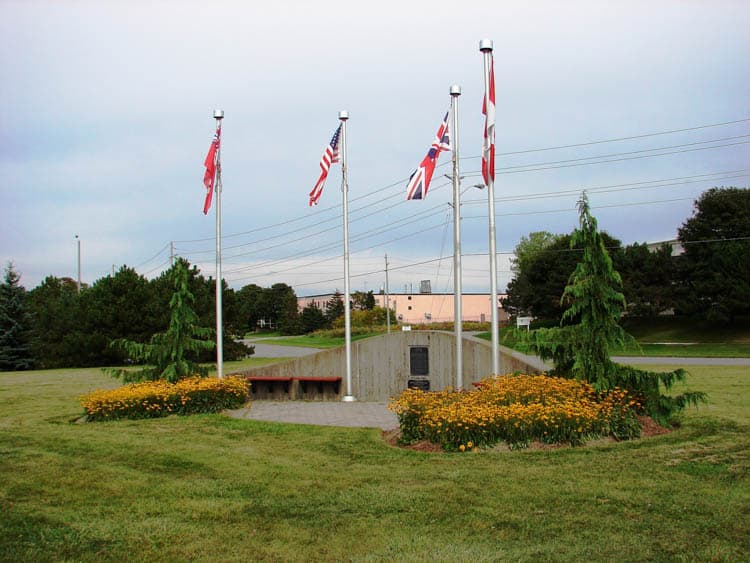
[522,193,705,423]
[300,301,328,333]
[504,232,624,322]
[27,276,85,368]
[0,263,33,370]
[325,291,345,324]
[619,242,676,317]
[109,260,215,383]
[676,187,750,321]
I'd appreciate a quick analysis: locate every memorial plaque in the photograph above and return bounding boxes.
[409,346,429,376]
[407,379,430,391]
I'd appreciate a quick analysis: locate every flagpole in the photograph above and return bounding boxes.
[480,39,500,376]
[213,109,224,379]
[449,85,464,389]
[339,110,355,402]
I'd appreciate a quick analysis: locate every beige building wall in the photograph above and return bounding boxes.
[298,293,509,325]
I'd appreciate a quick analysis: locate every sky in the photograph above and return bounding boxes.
[1,0,749,296]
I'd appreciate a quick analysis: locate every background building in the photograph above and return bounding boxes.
[298,292,510,325]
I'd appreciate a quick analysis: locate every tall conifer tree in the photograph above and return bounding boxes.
[523,193,705,423]
[0,263,33,370]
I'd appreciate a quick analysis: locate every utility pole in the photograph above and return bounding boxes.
[170,241,175,266]
[385,253,391,334]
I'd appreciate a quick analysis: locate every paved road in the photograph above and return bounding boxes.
[612,356,750,366]
[242,339,320,358]
[243,339,750,367]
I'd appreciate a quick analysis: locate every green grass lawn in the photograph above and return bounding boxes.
[1,364,748,561]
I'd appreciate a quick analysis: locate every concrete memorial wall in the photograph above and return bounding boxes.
[234,331,548,402]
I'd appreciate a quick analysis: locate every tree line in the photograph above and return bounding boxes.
[2,186,746,371]
[0,251,387,371]
[503,187,750,324]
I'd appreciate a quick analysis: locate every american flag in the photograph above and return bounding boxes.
[203,125,221,215]
[406,111,451,200]
[482,52,495,186]
[309,124,342,206]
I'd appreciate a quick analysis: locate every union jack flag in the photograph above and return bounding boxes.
[309,124,342,206]
[406,111,451,200]
[202,125,221,215]
[482,52,495,185]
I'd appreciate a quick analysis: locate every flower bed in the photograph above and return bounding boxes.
[388,374,641,451]
[81,376,250,421]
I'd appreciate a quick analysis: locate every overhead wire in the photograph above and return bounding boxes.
[136,117,749,282]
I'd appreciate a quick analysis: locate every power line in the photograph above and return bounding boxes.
[175,142,746,258]
[495,140,750,175]
[137,118,749,276]
[173,119,749,246]
[220,195,708,286]
[495,135,750,171]
[483,117,750,157]
[461,170,750,205]
[133,242,170,270]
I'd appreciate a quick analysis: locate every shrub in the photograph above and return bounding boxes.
[389,374,641,451]
[81,375,249,421]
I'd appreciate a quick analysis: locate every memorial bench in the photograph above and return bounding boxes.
[245,376,293,400]
[295,376,342,400]
[243,376,342,400]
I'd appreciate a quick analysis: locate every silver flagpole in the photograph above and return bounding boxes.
[213,109,224,379]
[339,110,355,401]
[480,39,500,376]
[450,85,463,389]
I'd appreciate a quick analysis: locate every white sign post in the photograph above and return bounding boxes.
[516,316,533,331]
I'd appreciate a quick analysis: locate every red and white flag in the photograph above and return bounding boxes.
[406,111,451,200]
[482,52,495,185]
[309,124,342,206]
[203,125,221,214]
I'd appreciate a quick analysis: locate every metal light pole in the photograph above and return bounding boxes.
[340,110,355,402]
[450,84,464,389]
[75,235,81,293]
[213,109,224,379]
[480,38,500,376]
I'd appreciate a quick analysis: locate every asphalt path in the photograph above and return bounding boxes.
[242,339,750,366]
[242,339,319,358]
[612,356,750,366]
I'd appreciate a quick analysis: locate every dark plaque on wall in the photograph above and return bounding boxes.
[407,379,430,391]
[409,346,429,376]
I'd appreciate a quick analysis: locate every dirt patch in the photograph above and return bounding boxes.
[638,415,673,437]
[382,428,443,452]
[382,416,672,453]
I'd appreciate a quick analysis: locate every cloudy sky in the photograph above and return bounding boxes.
[2,0,749,296]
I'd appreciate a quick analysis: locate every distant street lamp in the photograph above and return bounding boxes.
[75,235,81,293]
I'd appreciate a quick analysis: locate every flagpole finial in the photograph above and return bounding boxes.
[450,84,461,97]
[213,109,224,120]
[479,39,494,52]
[338,110,349,121]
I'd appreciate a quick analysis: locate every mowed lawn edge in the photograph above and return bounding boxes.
[0,364,748,561]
